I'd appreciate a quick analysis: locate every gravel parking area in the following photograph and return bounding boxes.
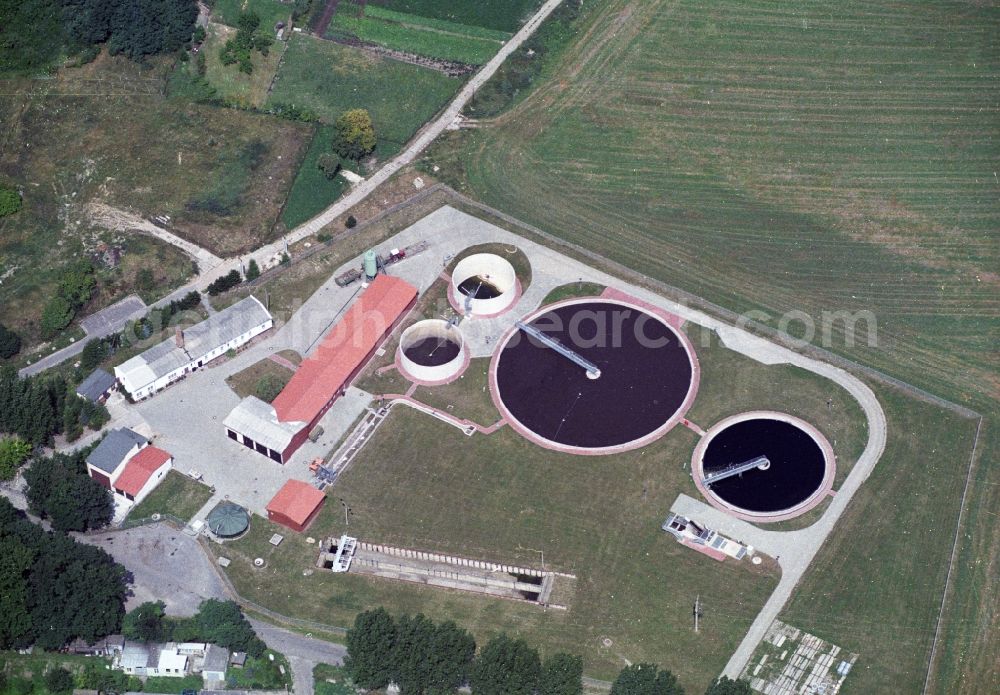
[79,523,228,615]
[80,294,148,336]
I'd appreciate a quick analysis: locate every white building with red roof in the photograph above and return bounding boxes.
[85,428,174,512]
[224,274,417,464]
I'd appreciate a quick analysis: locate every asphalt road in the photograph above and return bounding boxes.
[78,523,345,695]
[247,619,347,695]
[20,0,567,379]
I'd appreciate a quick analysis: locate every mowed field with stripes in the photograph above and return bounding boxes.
[444,0,997,404]
[429,0,999,692]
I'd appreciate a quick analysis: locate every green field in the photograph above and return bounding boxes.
[213,0,294,30]
[127,470,214,522]
[268,35,462,159]
[0,53,309,349]
[426,0,999,690]
[376,0,541,33]
[329,4,506,64]
[281,125,351,228]
[201,22,286,108]
[217,303,870,688]
[782,389,979,694]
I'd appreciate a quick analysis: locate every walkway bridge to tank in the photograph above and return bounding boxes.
[703,455,771,486]
[515,321,601,379]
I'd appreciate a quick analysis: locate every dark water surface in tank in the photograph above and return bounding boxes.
[703,418,826,513]
[404,337,461,366]
[458,276,503,299]
[495,301,693,448]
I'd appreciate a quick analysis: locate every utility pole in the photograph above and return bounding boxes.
[339,498,351,526]
[694,594,702,633]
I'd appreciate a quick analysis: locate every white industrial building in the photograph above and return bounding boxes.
[115,296,272,400]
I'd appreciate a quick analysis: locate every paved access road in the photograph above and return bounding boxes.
[22,0,567,378]
[79,523,345,695]
[19,294,148,378]
[247,619,346,695]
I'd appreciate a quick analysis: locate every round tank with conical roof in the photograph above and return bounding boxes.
[206,501,251,539]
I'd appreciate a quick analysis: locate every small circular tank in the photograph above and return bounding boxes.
[206,501,250,538]
[397,319,467,384]
[450,253,518,317]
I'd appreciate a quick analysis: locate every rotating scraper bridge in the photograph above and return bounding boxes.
[515,321,601,379]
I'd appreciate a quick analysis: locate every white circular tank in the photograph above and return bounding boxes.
[398,320,467,384]
[451,253,518,316]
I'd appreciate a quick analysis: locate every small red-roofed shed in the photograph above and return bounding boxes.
[113,446,173,503]
[266,480,326,532]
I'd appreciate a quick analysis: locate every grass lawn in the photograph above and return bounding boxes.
[268,35,463,159]
[216,407,776,689]
[314,663,355,695]
[782,388,980,694]
[428,3,999,686]
[225,352,298,401]
[542,281,607,305]
[0,652,107,693]
[213,0,295,30]
[329,3,506,64]
[201,22,286,108]
[143,674,204,694]
[280,125,351,229]
[225,652,292,690]
[128,470,215,522]
[378,0,542,33]
[214,284,871,688]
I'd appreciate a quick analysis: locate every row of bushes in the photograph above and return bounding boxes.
[464,0,586,118]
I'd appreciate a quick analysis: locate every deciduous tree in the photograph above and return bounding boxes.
[611,664,684,695]
[123,601,167,642]
[332,109,376,161]
[468,633,540,695]
[345,607,397,690]
[704,677,750,695]
[540,652,583,695]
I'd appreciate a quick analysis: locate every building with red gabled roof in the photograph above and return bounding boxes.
[224,274,418,464]
[114,446,173,502]
[266,480,326,532]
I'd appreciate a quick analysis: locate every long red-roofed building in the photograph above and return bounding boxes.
[224,274,418,463]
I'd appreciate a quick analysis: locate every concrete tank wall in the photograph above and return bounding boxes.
[451,253,518,316]
[398,319,467,384]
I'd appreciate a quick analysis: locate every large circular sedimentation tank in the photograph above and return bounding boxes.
[491,298,698,454]
[206,501,250,538]
[397,319,467,384]
[450,253,518,316]
[692,412,835,521]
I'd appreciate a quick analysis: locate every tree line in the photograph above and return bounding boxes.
[345,608,582,695]
[0,366,107,451]
[1,0,199,73]
[0,498,128,651]
[24,446,114,533]
[346,608,752,695]
[122,598,267,656]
